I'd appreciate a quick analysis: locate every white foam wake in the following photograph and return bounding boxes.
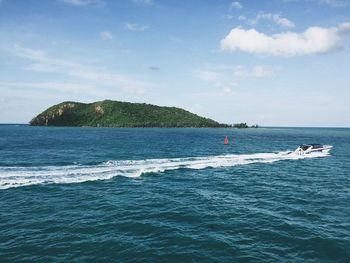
[0,151,329,189]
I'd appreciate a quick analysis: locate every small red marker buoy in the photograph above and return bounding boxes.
[224,136,229,145]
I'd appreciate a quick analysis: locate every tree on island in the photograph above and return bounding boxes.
[233,123,248,128]
[232,123,259,128]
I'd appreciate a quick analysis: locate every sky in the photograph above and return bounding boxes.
[0,0,350,127]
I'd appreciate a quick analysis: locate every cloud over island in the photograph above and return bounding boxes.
[221,23,350,56]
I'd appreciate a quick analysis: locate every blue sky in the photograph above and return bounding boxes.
[0,0,349,126]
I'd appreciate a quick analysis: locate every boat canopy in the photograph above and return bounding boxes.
[309,144,323,149]
[299,144,323,151]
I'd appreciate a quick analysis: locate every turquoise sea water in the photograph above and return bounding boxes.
[0,125,349,262]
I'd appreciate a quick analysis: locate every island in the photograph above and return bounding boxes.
[29,100,231,128]
[233,123,259,128]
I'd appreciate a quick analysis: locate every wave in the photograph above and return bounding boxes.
[0,151,329,189]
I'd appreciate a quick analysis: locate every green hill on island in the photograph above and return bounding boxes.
[30,100,230,128]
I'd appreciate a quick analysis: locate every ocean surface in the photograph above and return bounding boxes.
[0,125,349,262]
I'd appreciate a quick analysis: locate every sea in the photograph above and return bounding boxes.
[0,125,349,262]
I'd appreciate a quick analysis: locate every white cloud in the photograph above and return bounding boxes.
[0,82,96,94]
[239,13,295,28]
[257,13,295,28]
[59,0,104,6]
[193,66,237,95]
[222,86,234,94]
[194,64,276,81]
[8,45,151,94]
[234,65,276,77]
[195,65,276,80]
[339,22,350,33]
[23,63,59,73]
[230,1,242,9]
[169,36,184,44]
[193,69,222,82]
[125,22,150,31]
[60,0,85,5]
[221,23,350,56]
[318,0,347,7]
[193,64,276,95]
[251,66,276,77]
[238,15,246,21]
[283,0,348,7]
[132,0,153,5]
[100,31,113,40]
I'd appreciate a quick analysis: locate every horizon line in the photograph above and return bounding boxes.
[0,123,349,129]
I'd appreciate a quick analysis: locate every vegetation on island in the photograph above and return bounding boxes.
[233,123,249,128]
[232,123,259,128]
[30,100,231,128]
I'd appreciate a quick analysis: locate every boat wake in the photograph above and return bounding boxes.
[0,151,329,189]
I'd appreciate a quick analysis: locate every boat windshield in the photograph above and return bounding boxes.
[300,145,311,151]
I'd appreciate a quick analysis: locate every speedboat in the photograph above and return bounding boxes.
[294,144,333,155]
